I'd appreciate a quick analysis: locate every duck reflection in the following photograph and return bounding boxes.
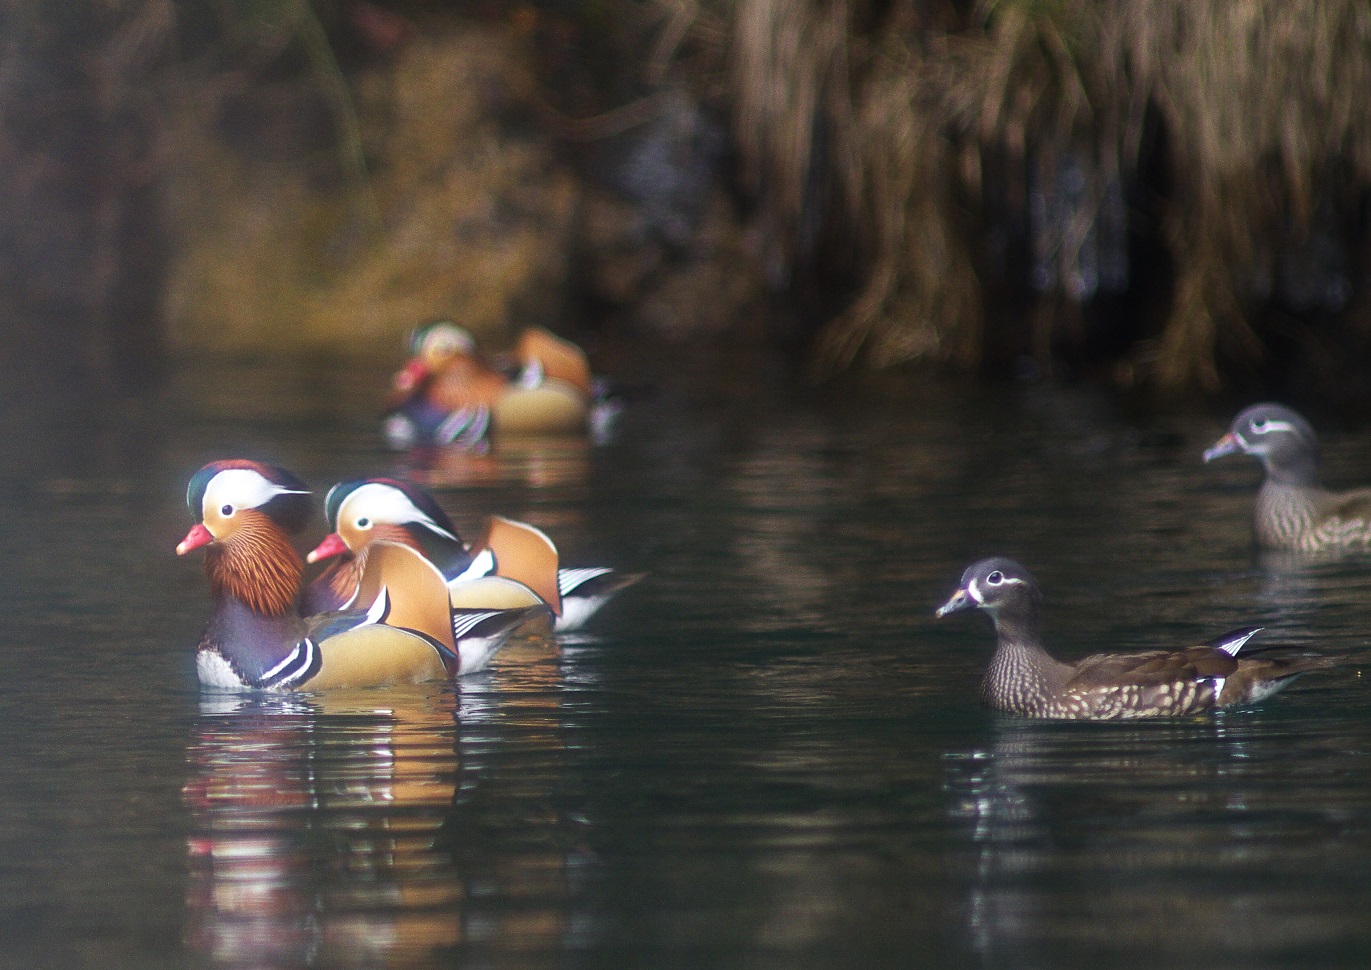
[183,687,465,965]
[1252,549,1371,650]
[943,717,1338,964]
[446,632,589,954]
[184,639,585,966]
[402,436,592,490]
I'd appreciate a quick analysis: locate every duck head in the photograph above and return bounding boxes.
[1203,403,1320,487]
[393,320,478,393]
[177,460,313,616]
[936,557,1042,639]
[307,477,466,568]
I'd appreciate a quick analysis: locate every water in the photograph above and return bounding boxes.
[3,356,1371,968]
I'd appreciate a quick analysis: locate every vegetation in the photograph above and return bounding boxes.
[720,0,1371,393]
[7,0,1371,397]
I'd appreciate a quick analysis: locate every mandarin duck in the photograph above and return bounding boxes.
[177,461,547,690]
[383,321,598,449]
[1204,403,1371,552]
[304,477,643,632]
[935,558,1339,719]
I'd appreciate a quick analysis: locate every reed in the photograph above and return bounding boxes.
[718,0,1371,391]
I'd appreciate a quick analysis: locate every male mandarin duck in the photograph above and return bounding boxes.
[1204,402,1371,552]
[304,477,643,632]
[383,321,597,449]
[935,558,1339,719]
[176,460,547,691]
[299,479,553,622]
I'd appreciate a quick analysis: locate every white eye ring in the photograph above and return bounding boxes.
[1251,418,1270,434]
[355,517,372,530]
[986,570,1004,585]
[221,504,234,517]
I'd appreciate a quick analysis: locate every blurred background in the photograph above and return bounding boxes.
[12,7,1371,967]
[10,0,1371,410]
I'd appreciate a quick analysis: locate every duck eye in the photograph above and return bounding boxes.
[1251,418,1269,434]
[986,570,1004,585]
[221,504,234,516]
[356,517,371,529]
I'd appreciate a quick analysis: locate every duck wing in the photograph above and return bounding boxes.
[1313,487,1371,545]
[474,516,563,615]
[559,567,646,599]
[429,361,506,411]
[1047,645,1245,717]
[353,541,460,655]
[1064,646,1238,693]
[515,327,593,395]
[1222,650,1345,705]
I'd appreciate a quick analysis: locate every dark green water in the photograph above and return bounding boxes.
[2,358,1370,969]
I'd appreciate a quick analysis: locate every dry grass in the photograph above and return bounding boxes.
[164,24,575,356]
[716,0,1371,391]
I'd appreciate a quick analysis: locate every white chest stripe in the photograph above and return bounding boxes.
[260,644,302,682]
[450,548,496,585]
[364,587,390,625]
[259,637,316,688]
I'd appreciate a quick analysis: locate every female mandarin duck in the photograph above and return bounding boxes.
[303,477,642,632]
[383,321,596,449]
[936,558,1339,719]
[176,460,547,691]
[1204,402,1371,552]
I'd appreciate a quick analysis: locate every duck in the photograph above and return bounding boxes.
[934,557,1339,719]
[382,321,596,449]
[176,460,547,691]
[303,477,643,632]
[1203,402,1371,552]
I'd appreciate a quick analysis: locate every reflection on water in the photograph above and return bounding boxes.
[183,688,466,965]
[947,712,1371,968]
[167,374,1371,968]
[402,437,593,490]
[182,633,584,968]
[14,359,1371,967]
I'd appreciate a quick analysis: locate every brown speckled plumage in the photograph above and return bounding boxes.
[1206,403,1371,552]
[937,558,1339,720]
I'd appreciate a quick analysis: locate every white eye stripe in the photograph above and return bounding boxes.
[204,469,309,517]
[340,484,459,541]
[964,571,1029,607]
[1250,418,1295,435]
